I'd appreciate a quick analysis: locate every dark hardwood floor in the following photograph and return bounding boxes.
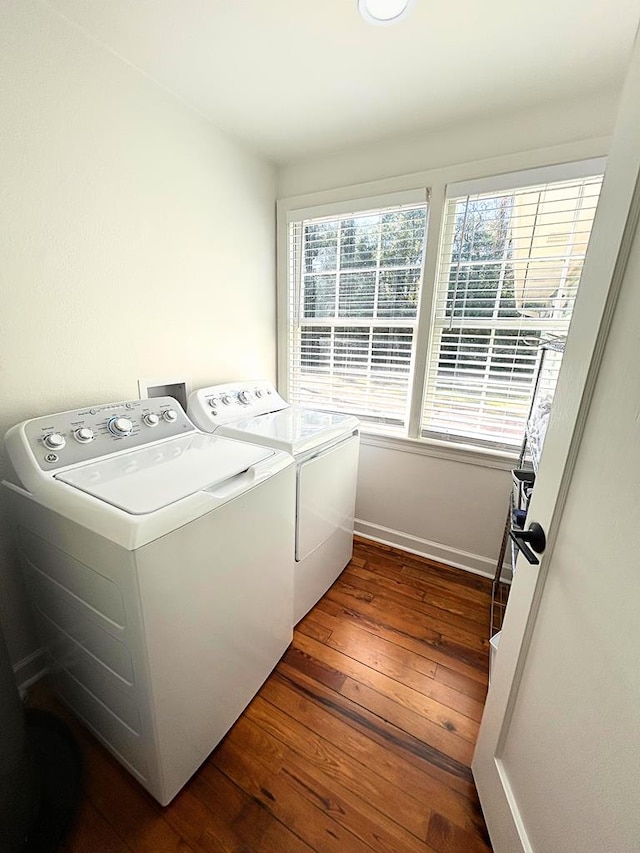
[34,537,493,852]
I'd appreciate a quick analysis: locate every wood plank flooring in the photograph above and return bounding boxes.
[33,537,493,852]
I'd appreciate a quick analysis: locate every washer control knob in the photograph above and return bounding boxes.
[74,427,94,443]
[163,409,178,423]
[43,433,65,450]
[220,394,232,406]
[237,390,251,405]
[255,389,264,398]
[143,414,160,427]
[108,417,134,436]
[209,398,218,409]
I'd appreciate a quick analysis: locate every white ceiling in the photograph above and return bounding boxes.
[47,0,640,164]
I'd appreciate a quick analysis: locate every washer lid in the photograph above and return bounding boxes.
[54,434,273,514]
[218,407,359,456]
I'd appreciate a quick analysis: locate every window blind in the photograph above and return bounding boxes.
[421,174,603,449]
[288,202,428,429]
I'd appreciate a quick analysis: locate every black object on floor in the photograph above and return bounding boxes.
[0,615,82,852]
[23,708,82,852]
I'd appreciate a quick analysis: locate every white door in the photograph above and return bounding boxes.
[473,31,640,853]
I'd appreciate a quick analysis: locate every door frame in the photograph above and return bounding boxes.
[472,32,640,853]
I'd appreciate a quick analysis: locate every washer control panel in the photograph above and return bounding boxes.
[188,381,289,432]
[25,397,196,471]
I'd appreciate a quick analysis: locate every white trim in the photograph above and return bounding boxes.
[13,648,48,696]
[360,430,516,471]
[276,198,291,397]
[407,181,445,437]
[285,188,428,222]
[446,156,607,199]
[355,518,512,580]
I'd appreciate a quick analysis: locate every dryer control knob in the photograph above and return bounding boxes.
[74,427,94,443]
[43,432,66,450]
[163,409,178,423]
[237,390,251,405]
[143,414,159,427]
[108,417,133,436]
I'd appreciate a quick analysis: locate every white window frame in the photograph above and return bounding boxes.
[284,189,429,431]
[420,162,605,449]
[277,144,607,468]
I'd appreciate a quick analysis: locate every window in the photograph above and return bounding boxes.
[421,173,603,448]
[282,162,604,453]
[287,196,428,431]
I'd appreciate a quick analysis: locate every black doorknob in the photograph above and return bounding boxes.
[509,522,547,565]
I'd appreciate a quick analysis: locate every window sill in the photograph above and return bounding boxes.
[359,428,517,471]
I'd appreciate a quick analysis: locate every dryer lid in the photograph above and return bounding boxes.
[55,434,273,514]
[218,407,359,456]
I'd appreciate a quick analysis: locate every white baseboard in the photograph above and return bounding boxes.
[354,518,513,582]
[13,648,48,696]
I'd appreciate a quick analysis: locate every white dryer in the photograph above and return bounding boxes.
[188,382,359,623]
[3,397,295,805]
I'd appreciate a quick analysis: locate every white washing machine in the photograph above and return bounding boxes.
[2,397,295,805]
[188,382,359,623]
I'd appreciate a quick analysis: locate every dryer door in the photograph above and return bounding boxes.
[296,434,359,561]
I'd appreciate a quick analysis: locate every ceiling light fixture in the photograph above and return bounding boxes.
[358,0,414,25]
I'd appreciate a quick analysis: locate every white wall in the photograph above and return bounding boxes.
[0,1,277,670]
[356,442,513,577]
[278,92,620,577]
[278,90,619,197]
